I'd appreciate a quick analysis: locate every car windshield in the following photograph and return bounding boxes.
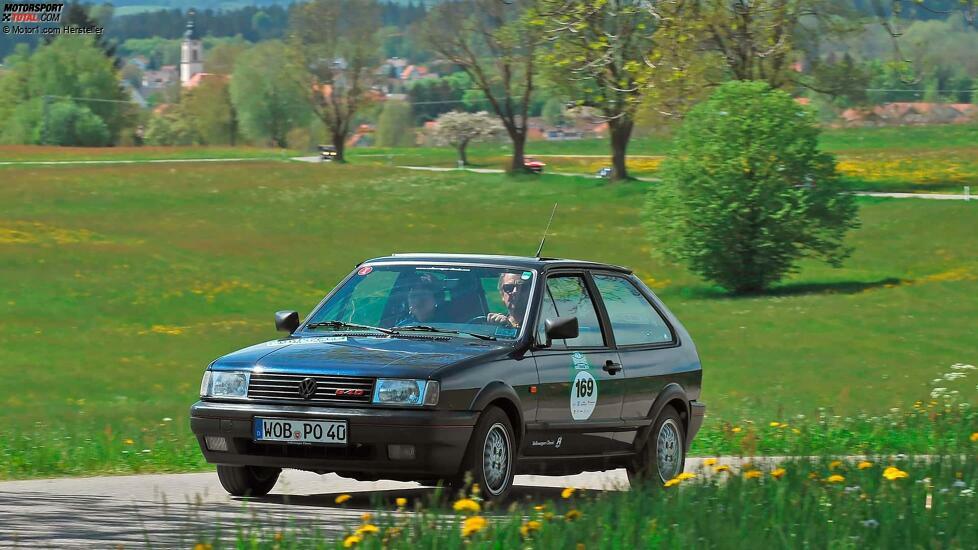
[304,264,537,340]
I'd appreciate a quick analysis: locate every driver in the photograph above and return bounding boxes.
[397,274,440,326]
[486,272,530,329]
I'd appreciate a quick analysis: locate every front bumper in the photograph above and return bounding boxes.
[190,400,478,479]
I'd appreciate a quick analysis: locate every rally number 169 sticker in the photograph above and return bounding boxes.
[570,352,598,420]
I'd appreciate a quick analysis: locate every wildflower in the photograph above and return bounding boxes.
[192,544,212,550]
[808,472,819,479]
[361,513,373,522]
[825,474,846,483]
[343,534,362,548]
[970,432,978,442]
[395,497,408,507]
[744,470,762,479]
[471,483,480,495]
[715,465,731,473]
[663,478,681,488]
[883,467,909,480]
[124,438,134,445]
[274,532,283,542]
[576,544,586,550]
[565,509,582,521]
[453,498,481,514]
[543,512,554,521]
[770,468,786,479]
[519,520,542,537]
[676,472,696,481]
[857,461,873,470]
[356,524,379,536]
[335,494,352,505]
[534,505,545,511]
[162,417,172,422]
[731,426,742,433]
[769,421,780,427]
[703,458,717,467]
[461,516,487,537]
[561,487,576,499]
[861,519,880,529]
[829,460,843,470]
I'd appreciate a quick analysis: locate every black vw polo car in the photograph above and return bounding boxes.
[190,254,705,499]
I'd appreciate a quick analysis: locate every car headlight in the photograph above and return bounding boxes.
[201,371,250,398]
[372,379,439,406]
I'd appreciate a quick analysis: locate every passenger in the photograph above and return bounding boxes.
[487,272,530,329]
[397,274,440,326]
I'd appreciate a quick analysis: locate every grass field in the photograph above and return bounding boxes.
[0,145,301,162]
[1,159,976,478]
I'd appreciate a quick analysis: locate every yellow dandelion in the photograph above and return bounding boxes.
[453,498,481,514]
[714,464,731,473]
[561,487,576,499]
[769,421,780,427]
[356,524,379,536]
[857,461,873,470]
[343,534,362,548]
[360,513,373,522]
[519,520,542,537]
[565,509,582,521]
[395,497,408,507]
[663,478,681,488]
[335,494,352,505]
[744,470,763,479]
[543,512,554,521]
[576,544,586,550]
[770,468,786,479]
[470,483,480,495]
[192,544,212,550]
[534,505,545,511]
[703,458,717,467]
[970,432,978,442]
[676,472,696,480]
[829,460,843,470]
[731,426,742,433]
[883,466,909,480]
[124,438,134,445]
[461,516,487,537]
[825,474,846,483]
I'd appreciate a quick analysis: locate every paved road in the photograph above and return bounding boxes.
[0,457,782,548]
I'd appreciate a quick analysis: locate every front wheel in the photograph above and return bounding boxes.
[627,407,685,486]
[216,465,281,497]
[462,407,515,501]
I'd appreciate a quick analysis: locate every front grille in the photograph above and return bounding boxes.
[248,372,374,404]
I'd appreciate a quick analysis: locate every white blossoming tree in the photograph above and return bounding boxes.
[430,111,505,167]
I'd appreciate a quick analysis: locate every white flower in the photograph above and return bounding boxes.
[950,363,976,370]
[943,372,966,381]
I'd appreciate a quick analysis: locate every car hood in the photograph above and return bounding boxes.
[210,334,510,378]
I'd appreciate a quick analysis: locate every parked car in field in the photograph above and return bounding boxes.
[524,157,546,173]
[191,254,705,499]
[318,145,338,162]
[596,167,612,179]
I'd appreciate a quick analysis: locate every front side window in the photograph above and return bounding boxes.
[305,264,535,340]
[537,275,605,348]
[593,274,673,346]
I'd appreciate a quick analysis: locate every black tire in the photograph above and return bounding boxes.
[216,465,281,497]
[461,406,516,501]
[627,406,685,486]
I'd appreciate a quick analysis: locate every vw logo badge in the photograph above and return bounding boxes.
[297,377,318,399]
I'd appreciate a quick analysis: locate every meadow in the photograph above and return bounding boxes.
[1,154,976,479]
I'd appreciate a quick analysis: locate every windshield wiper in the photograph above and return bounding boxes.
[305,320,395,335]
[394,324,497,341]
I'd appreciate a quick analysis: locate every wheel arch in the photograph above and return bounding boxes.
[468,381,524,447]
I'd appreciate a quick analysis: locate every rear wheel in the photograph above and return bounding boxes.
[627,407,685,486]
[462,407,515,501]
[216,465,281,497]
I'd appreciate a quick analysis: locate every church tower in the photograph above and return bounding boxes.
[180,9,203,86]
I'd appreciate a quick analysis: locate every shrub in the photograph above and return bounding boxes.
[644,81,859,293]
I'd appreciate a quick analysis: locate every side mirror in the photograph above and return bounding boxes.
[544,316,578,347]
[275,310,300,333]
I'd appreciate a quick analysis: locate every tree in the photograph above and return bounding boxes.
[644,81,859,294]
[181,76,237,145]
[431,111,505,165]
[229,41,310,148]
[290,0,381,162]
[541,97,566,128]
[810,53,872,107]
[41,101,111,146]
[423,0,542,173]
[375,100,415,147]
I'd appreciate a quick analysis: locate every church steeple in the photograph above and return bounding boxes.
[180,8,203,86]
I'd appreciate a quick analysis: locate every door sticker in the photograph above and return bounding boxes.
[570,352,598,420]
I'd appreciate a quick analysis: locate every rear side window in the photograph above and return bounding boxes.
[537,275,605,348]
[593,274,673,346]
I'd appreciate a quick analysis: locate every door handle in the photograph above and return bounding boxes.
[603,360,622,375]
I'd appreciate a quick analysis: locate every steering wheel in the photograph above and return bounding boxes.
[465,315,489,325]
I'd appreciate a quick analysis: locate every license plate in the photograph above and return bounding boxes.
[253,417,347,445]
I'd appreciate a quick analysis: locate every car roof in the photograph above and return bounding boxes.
[361,253,632,274]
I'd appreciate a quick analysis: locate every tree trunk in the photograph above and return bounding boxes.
[458,138,469,166]
[332,132,347,163]
[609,116,633,181]
[509,130,526,173]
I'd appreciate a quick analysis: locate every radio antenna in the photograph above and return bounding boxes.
[534,203,558,258]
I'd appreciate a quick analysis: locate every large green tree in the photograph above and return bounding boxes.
[644,81,859,294]
[229,41,310,148]
[375,100,415,147]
